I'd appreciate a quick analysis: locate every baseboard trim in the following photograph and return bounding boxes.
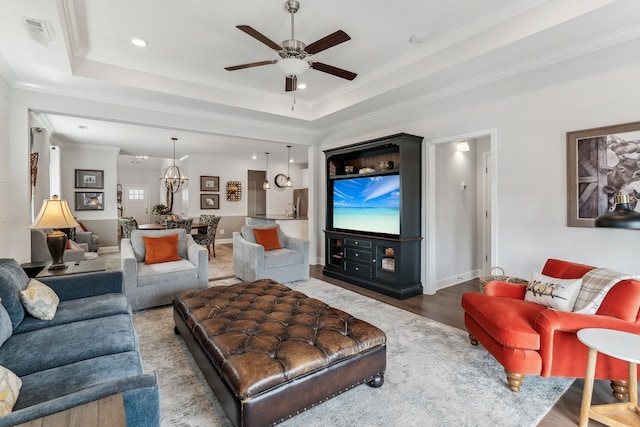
[97,246,119,254]
[437,269,481,290]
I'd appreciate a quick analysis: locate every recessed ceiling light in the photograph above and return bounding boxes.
[252,155,257,159]
[409,32,426,44]
[297,83,307,89]
[130,37,148,47]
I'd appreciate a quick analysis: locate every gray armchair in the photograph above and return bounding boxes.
[75,230,99,252]
[233,224,309,283]
[120,228,208,310]
[31,229,86,263]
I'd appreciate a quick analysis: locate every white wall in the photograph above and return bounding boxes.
[0,76,10,258]
[319,39,640,284]
[182,153,301,219]
[435,140,478,286]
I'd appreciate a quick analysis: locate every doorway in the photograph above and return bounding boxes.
[123,185,151,224]
[247,170,266,216]
[425,129,496,294]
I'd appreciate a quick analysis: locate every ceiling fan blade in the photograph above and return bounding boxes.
[305,30,351,55]
[310,62,357,80]
[236,25,282,51]
[285,76,297,92]
[225,60,276,71]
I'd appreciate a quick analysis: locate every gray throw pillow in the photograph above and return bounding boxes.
[0,302,12,346]
[0,259,28,330]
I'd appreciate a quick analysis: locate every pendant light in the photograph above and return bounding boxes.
[263,152,271,190]
[594,191,640,228]
[160,137,189,193]
[285,145,293,187]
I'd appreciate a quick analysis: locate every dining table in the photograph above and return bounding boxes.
[138,222,208,233]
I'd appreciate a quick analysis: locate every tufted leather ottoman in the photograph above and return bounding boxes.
[173,279,386,427]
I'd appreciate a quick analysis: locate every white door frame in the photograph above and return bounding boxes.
[423,128,498,295]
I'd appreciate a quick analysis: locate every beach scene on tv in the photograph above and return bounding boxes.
[333,175,400,235]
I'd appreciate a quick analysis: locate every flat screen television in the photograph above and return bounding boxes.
[332,174,400,236]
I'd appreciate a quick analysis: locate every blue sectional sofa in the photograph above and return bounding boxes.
[0,258,160,426]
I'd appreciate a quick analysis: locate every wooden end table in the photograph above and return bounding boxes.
[577,328,640,427]
[35,258,106,278]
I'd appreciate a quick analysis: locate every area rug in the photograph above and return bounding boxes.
[206,244,234,280]
[132,277,573,427]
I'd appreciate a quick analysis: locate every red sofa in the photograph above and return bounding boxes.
[461,259,640,395]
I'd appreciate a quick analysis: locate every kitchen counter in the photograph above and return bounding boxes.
[248,215,308,221]
[246,216,308,240]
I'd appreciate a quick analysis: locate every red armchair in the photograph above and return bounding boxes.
[461,259,640,396]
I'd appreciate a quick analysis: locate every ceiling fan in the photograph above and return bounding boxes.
[225,0,357,92]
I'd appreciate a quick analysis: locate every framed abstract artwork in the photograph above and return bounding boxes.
[75,192,104,211]
[200,176,219,192]
[200,193,220,209]
[75,169,104,189]
[567,121,640,227]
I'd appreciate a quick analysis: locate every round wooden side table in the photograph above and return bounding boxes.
[577,328,640,427]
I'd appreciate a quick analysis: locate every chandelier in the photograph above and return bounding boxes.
[160,137,189,193]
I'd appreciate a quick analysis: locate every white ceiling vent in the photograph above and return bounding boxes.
[20,16,54,47]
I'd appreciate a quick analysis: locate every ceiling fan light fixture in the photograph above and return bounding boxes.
[276,58,309,76]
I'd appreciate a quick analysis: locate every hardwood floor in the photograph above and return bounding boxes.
[309,265,616,427]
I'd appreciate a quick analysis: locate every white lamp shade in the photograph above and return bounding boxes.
[276,58,309,76]
[30,196,79,229]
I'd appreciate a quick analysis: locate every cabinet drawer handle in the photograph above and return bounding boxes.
[355,253,359,257]
[355,267,359,271]
[355,241,359,245]
[372,259,376,263]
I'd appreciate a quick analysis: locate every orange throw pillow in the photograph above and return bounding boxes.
[253,227,282,251]
[143,234,182,264]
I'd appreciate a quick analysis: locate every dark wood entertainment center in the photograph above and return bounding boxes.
[323,133,423,299]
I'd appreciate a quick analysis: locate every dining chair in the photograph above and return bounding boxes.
[119,217,139,238]
[166,218,193,234]
[194,215,220,259]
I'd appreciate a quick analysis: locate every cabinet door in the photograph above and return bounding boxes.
[375,243,398,283]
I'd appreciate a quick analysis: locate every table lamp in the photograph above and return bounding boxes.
[30,195,79,270]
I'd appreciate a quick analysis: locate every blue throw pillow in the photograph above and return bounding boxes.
[0,259,28,330]
[0,303,11,346]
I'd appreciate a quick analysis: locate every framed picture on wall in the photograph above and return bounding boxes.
[567,120,640,227]
[200,176,219,192]
[75,169,104,189]
[75,192,104,211]
[200,194,220,209]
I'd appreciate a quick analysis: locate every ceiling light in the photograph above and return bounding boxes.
[285,145,293,187]
[409,32,426,44]
[130,37,148,47]
[263,153,271,190]
[252,155,257,160]
[160,137,189,193]
[456,140,470,152]
[276,58,309,76]
[297,83,307,89]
